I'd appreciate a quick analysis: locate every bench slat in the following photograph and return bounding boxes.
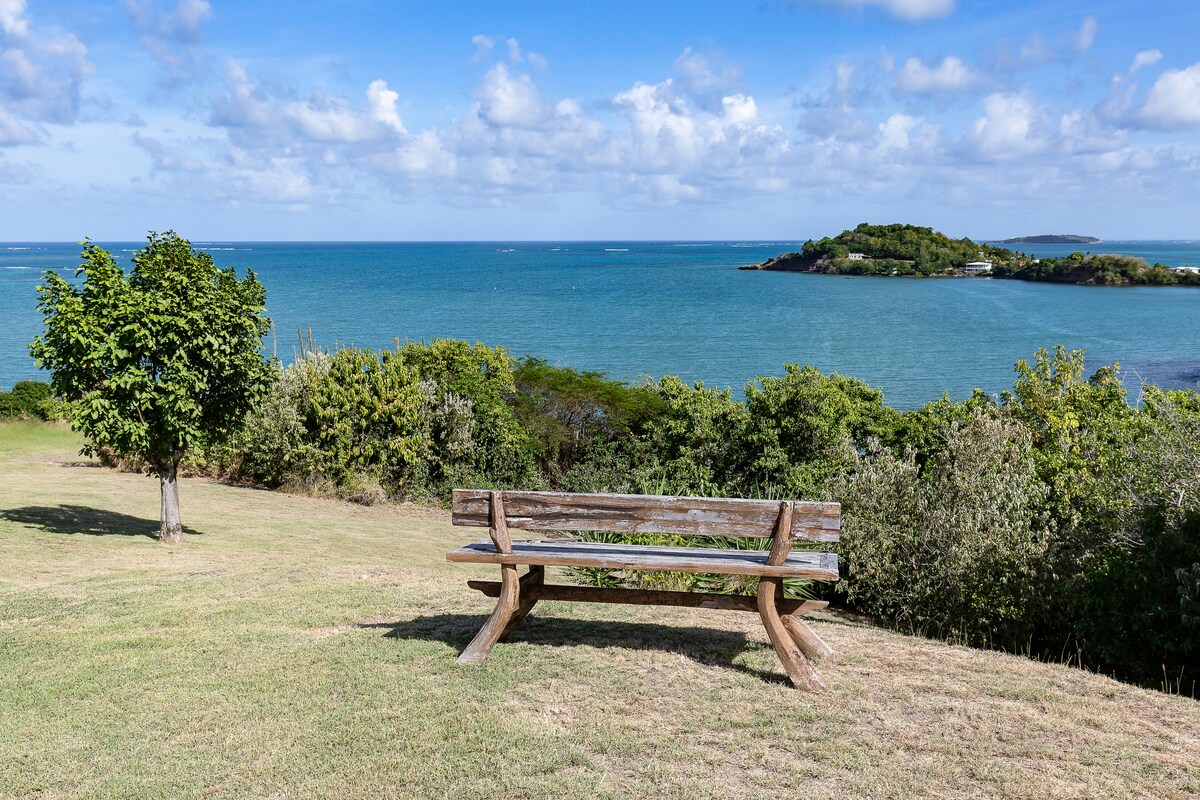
[446,539,839,580]
[452,490,840,542]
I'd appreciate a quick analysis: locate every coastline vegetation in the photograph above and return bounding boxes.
[743,222,1200,285]
[167,340,1196,691]
[14,336,1200,691]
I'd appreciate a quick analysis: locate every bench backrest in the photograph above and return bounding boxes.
[451,489,840,543]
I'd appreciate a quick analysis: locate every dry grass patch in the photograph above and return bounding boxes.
[1,422,1198,799]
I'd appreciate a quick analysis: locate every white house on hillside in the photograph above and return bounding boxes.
[847,252,866,260]
[963,261,993,275]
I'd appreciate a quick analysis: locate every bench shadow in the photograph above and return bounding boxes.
[361,613,791,685]
[0,505,203,539]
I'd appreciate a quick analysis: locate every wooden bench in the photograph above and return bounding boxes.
[447,489,841,692]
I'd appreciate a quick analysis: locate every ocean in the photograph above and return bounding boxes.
[2,240,1198,409]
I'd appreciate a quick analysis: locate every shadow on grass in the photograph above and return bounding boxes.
[362,613,790,685]
[0,505,203,539]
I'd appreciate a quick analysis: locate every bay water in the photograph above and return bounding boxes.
[2,240,1197,409]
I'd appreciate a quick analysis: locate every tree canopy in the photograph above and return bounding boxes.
[31,232,273,541]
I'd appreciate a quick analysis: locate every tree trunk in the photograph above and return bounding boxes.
[159,464,183,543]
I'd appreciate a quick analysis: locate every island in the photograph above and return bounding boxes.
[740,223,1200,286]
[996,234,1102,244]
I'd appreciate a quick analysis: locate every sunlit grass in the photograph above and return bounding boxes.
[1,423,1198,799]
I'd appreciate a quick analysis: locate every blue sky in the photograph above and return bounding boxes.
[1,0,1198,240]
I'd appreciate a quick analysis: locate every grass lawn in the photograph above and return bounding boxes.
[2,420,1198,799]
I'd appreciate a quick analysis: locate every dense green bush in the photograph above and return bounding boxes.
[210,340,536,503]
[0,380,65,420]
[838,411,1049,649]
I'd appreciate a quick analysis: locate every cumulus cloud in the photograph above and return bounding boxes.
[123,0,212,75]
[1138,62,1200,130]
[895,56,977,93]
[612,81,786,174]
[103,34,1199,220]
[0,0,92,141]
[960,92,1052,161]
[1074,16,1097,53]
[0,0,29,36]
[801,0,954,22]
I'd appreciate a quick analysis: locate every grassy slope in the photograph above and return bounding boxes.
[1,422,1198,800]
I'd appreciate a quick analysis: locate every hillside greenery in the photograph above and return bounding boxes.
[745,223,1200,285]
[747,222,1019,276]
[994,251,1200,286]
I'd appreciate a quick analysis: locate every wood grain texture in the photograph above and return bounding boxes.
[456,563,520,664]
[488,490,512,554]
[758,577,826,692]
[452,489,840,542]
[498,565,544,642]
[447,539,839,581]
[467,580,829,615]
[782,614,835,663]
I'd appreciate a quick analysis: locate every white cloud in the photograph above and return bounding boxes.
[1074,16,1097,53]
[804,0,954,22]
[123,0,212,75]
[476,62,544,128]
[1138,62,1200,130]
[0,106,40,146]
[1129,50,1162,74]
[0,0,28,36]
[506,37,522,63]
[961,92,1051,160]
[470,34,494,61]
[367,79,405,134]
[895,56,977,93]
[610,79,788,195]
[0,1,92,136]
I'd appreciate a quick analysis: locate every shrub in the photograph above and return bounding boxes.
[742,364,899,497]
[1065,387,1200,683]
[631,376,751,496]
[0,380,65,420]
[838,410,1049,649]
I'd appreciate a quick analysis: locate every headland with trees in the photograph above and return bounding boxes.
[741,223,1200,286]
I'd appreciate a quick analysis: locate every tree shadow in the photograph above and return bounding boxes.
[0,505,203,539]
[361,612,790,685]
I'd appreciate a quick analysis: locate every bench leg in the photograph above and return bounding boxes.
[457,564,520,664]
[782,614,835,664]
[499,566,544,642]
[757,577,827,692]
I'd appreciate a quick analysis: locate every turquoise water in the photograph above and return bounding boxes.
[2,241,1198,409]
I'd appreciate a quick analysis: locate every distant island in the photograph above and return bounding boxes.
[740,223,1200,287]
[996,234,1102,244]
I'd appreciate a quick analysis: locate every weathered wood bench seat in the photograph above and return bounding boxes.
[448,489,841,692]
[448,539,839,579]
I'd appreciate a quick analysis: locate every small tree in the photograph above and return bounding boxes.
[31,232,272,542]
